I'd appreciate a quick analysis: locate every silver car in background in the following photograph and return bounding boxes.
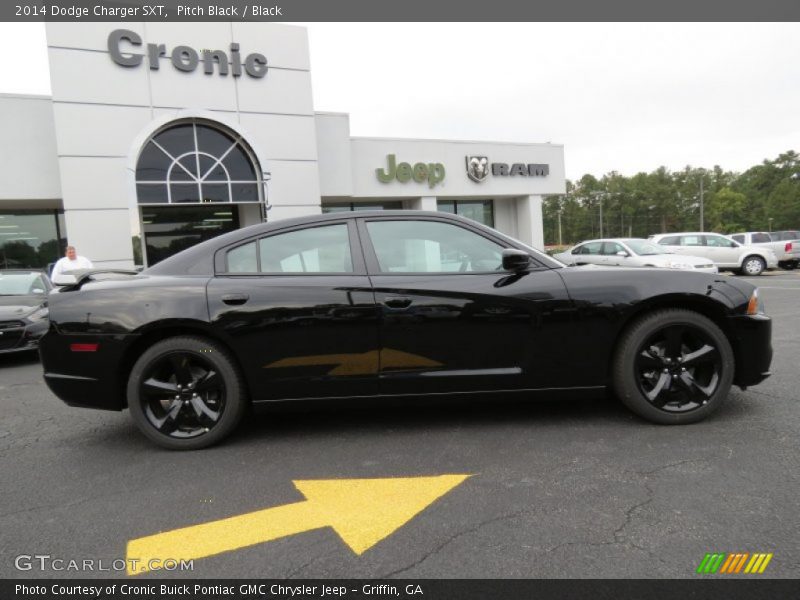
[554,238,718,273]
[649,232,778,275]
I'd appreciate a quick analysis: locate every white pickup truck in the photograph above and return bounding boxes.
[730,231,800,270]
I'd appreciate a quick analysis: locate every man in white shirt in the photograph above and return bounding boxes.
[51,246,93,284]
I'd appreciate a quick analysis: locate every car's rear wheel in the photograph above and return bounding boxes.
[740,255,766,276]
[612,309,734,424]
[127,336,246,450]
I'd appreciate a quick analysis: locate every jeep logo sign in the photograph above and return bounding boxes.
[108,29,268,78]
[466,156,549,182]
[376,154,446,188]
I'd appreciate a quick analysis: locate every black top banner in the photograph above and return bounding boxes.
[4,0,800,21]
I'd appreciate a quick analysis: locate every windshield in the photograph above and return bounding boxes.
[0,272,45,296]
[623,239,666,256]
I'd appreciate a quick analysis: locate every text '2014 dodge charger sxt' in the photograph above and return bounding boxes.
[39,211,772,450]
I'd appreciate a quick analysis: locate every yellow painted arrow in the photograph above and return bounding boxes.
[126,474,470,575]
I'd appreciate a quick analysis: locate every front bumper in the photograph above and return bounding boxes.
[728,313,772,387]
[0,319,48,354]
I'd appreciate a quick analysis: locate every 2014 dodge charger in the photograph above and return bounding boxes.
[39,212,773,450]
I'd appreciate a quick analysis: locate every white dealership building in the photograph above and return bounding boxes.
[0,22,565,270]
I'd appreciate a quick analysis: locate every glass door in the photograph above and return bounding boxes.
[141,206,240,266]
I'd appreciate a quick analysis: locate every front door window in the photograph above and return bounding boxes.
[365,220,503,273]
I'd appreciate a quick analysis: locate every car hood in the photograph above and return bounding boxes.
[0,294,46,319]
[555,265,752,310]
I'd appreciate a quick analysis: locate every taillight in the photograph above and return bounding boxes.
[786,242,793,252]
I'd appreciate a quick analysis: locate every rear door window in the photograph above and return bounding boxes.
[576,241,603,255]
[680,235,704,246]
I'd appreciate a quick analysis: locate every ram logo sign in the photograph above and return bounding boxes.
[465,156,549,182]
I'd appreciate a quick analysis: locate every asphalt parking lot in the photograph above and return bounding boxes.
[1,272,798,579]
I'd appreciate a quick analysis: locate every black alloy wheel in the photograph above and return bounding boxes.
[127,336,246,449]
[635,325,722,413]
[613,309,734,424]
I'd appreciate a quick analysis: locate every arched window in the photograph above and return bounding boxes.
[135,119,262,204]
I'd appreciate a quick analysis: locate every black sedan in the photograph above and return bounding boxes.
[0,270,52,355]
[39,211,772,449]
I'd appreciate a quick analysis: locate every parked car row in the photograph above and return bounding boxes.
[555,229,800,276]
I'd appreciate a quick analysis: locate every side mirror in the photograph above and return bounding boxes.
[502,249,531,272]
[616,250,629,257]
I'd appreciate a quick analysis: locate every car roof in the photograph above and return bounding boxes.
[573,238,648,244]
[652,232,725,237]
[145,210,561,276]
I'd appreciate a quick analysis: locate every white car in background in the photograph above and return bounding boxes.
[649,232,778,276]
[554,238,718,273]
[730,231,800,270]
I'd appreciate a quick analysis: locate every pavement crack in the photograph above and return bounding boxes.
[631,458,704,477]
[285,555,323,579]
[381,508,534,578]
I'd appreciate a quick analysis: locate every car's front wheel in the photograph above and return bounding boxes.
[740,255,766,276]
[127,336,247,450]
[612,309,734,424]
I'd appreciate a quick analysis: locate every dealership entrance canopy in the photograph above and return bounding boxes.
[0,23,565,270]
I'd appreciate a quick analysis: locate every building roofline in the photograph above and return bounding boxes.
[350,135,563,148]
[0,92,53,101]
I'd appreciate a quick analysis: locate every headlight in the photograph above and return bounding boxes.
[24,306,49,322]
[746,289,766,315]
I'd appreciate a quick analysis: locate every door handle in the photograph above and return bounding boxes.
[221,293,249,306]
[383,296,412,309]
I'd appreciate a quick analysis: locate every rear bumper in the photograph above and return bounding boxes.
[727,314,772,387]
[39,331,134,411]
[777,252,800,263]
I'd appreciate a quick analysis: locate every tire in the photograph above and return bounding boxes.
[612,309,734,425]
[127,336,247,450]
[740,255,766,276]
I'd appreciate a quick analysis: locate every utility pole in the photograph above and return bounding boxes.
[557,197,563,246]
[699,170,705,232]
[599,195,604,238]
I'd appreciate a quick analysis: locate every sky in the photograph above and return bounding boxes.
[1,22,798,180]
